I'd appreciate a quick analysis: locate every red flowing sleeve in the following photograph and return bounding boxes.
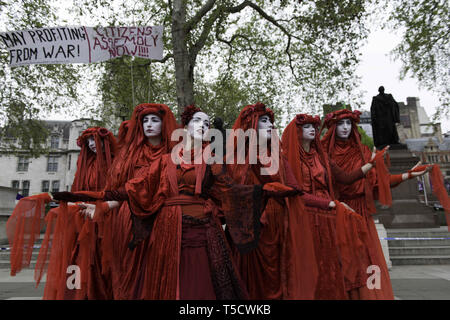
[209,164,265,253]
[125,157,168,217]
[282,157,330,209]
[330,158,364,185]
[123,157,170,249]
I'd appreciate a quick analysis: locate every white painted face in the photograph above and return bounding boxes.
[142,114,162,138]
[186,111,210,141]
[257,115,274,140]
[302,123,316,141]
[87,137,97,153]
[336,118,352,139]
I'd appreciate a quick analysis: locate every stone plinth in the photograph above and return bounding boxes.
[374,218,392,270]
[377,145,439,228]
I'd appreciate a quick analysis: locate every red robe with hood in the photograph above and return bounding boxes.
[227,103,323,300]
[8,127,117,300]
[282,114,372,300]
[100,103,178,300]
[321,109,396,299]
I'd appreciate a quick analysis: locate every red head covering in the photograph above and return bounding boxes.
[117,120,130,147]
[321,109,364,159]
[180,104,202,126]
[227,102,275,183]
[107,103,178,189]
[282,113,335,199]
[321,109,391,211]
[72,127,117,192]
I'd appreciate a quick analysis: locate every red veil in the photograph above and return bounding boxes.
[282,114,334,198]
[37,127,117,299]
[106,103,178,190]
[72,127,118,191]
[228,103,318,299]
[102,103,178,299]
[320,109,395,299]
[282,114,371,299]
[7,127,117,285]
[321,109,391,211]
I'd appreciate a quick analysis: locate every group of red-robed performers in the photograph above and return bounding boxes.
[6,103,449,300]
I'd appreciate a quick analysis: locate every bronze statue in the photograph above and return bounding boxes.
[370,86,400,149]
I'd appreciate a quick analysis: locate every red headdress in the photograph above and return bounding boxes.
[227,102,276,183]
[282,113,335,199]
[180,104,202,126]
[107,103,178,189]
[321,109,363,156]
[72,127,117,192]
[321,109,391,212]
[117,120,130,147]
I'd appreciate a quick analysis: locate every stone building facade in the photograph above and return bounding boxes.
[397,97,442,143]
[406,136,450,187]
[0,119,94,197]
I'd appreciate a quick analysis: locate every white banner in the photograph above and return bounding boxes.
[0,26,164,66]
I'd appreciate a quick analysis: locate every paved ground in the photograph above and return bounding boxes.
[1,265,449,300]
[389,265,450,300]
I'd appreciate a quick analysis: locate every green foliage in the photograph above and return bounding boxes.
[71,0,376,121]
[2,0,381,149]
[389,0,449,118]
[0,100,50,157]
[0,0,83,155]
[358,125,374,150]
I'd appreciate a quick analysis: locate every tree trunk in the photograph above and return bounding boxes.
[172,0,195,116]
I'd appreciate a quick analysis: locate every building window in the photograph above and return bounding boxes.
[11,180,20,189]
[47,156,58,172]
[42,180,50,192]
[400,115,411,128]
[50,135,59,149]
[51,180,60,192]
[22,180,30,197]
[68,154,71,170]
[17,157,29,172]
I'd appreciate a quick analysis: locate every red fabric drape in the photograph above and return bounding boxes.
[33,127,117,299]
[430,164,450,231]
[321,110,394,299]
[228,104,318,300]
[6,193,51,276]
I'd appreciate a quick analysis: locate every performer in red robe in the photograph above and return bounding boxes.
[282,114,379,299]
[97,103,178,300]
[7,127,117,300]
[227,102,320,299]
[53,106,298,299]
[321,109,430,299]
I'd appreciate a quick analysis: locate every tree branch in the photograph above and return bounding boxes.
[189,7,222,64]
[225,1,300,81]
[185,0,217,33]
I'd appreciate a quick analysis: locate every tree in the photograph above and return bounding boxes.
[0,0,83,155]
[2,0,378,150]
[74,0,375,121]
[389,0,449,118]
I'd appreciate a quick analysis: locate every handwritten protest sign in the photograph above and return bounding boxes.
[0,26,164,66]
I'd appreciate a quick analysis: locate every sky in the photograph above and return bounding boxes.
[357,29,449,133]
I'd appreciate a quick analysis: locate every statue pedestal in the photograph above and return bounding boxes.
[377,146,439,228]
[374,218,392,270]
